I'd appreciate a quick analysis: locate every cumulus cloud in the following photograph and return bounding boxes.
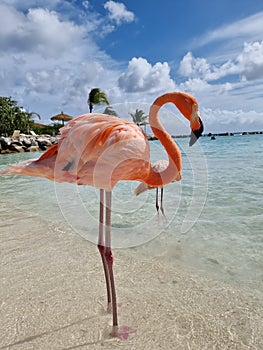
[179,41,263,84]
[118,57,175,93]
[179,52,239,82]
[25,61,103,95]
[104,1,135,25]
[0,5,85,57]
[179,52,210,79]
[0,2,119,119]
[237,41,263,81]
[203,107,263,133]
[180,78,211,93]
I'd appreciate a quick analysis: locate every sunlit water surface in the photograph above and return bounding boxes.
[0,135,262,292]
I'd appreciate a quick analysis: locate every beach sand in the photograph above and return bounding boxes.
[0,202,262,350]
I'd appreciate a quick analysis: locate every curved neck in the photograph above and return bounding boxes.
[145,93,183,187]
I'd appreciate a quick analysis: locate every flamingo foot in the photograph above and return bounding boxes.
[111,325,136,340]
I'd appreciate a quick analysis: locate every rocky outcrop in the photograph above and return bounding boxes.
[0,134,58,154]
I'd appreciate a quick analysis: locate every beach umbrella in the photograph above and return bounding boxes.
[50,111,73,125]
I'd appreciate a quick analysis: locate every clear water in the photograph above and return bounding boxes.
[0,134,262,292]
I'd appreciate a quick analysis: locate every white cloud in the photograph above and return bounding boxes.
[0,4,25,38]
[104,1,135,25]
[179,41,263,84]
[202,107,263,133]
[179,52,210,79]
[177,45,263,132]
[205,61,240,81]
[0,5,86,58]
[0,1,262,134]
[179,52,239,82]
[118,57,176,93]
[25,61,103,95]
[180,78,211,93]
[237,41,263,81]
[197,11,263,47]
[0,2,118,119]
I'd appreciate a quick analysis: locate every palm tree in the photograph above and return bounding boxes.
[103,106,118,117]
[24,111,41,134]
[88,88,110,113]
[129,109,148,132]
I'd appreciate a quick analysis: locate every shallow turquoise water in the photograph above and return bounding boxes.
[1,134,262,292]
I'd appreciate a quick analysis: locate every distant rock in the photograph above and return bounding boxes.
[37,137,52,150]
[9,144,25,153]
[21,137,32,148]
[0,137,11,150]
[147,135,157,141]
[0,134,58,155]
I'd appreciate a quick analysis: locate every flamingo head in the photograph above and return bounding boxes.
[168,92,204,146]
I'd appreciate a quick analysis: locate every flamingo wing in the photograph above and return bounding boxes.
[58,114,150,189]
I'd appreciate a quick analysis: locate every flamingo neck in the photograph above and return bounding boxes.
[145,93,183,187]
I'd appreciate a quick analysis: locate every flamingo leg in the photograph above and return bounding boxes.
[156,187,166,217]
[155,187,159,212]
[98,190,134,339]
[104,191,120,335]
[160,187,165,216]
[97,189,112,311]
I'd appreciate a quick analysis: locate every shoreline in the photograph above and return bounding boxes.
[0,131,262,155]
[0,201,262,349]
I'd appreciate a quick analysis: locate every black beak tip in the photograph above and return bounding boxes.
[189,118,204,146]
[189,134,197,146]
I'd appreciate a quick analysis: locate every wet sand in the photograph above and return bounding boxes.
[0,203,263,350]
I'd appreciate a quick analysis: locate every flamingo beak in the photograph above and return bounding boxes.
[189,118,204,146]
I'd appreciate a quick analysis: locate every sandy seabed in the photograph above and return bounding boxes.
[0,202,262,350]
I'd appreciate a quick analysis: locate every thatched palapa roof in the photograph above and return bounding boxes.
[50,111,73,125]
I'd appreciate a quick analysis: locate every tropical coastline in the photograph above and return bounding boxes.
[1,130,263,154]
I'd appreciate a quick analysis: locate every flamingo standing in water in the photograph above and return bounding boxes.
[0,92,203,338]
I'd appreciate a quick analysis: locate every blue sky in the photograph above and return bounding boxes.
[1,0,263,133]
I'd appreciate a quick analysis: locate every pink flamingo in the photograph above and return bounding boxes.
[0,92,203,338]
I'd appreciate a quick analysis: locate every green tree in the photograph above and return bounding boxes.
[0,97,22,136]
[0,96,41,136]
[103,106,118,117]
[88,88,110,113]
[129,109,148,132]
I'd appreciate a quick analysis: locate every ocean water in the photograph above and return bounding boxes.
[0,134,262,293]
